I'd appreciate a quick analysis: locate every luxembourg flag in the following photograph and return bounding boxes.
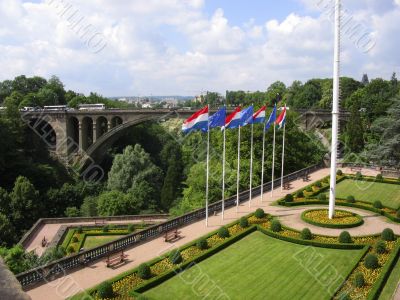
[252,106,266,124]
[223,107,242,130]
[182,106,209,134]
[275,106,287,129]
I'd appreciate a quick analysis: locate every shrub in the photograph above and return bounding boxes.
[67,245,75,253]
[77,226,83,234]
[296,191,304,198]
[397,209,400,219]
[364,254,379,269]
[218,226,230,238]
[318,193,327,201]
[375,240,386,254]
[373,201,383,209]
[382,228,395,241]
[339,231,352,244]
[355,171,363,180]
[239,217,249,228]
[128,224,135,232]
[137,263,152,279]
[301,228,312,240]
[254,208,265,219]
[376,174,384,182]
[97,281,114,298]
[196,238,208,250]
[71,236,78,243]
[169,250,183,265]
[306,186,312,192]
[102,225,109,232]
[315,181,322,188]
[271,220,282,232]
[354,273,365,288]
[346,195,355,203]
[337,169,343,176]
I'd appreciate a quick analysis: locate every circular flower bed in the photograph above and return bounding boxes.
[301,209,364,229]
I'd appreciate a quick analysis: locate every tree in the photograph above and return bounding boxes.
[10,176,40,230]
[344,100,364,153]
[361,74,369,86]
[107,144,163,193]
[0,213,16,246]
[97,190,129,216]
[265,81,286,105]
[64,207,80,217]
[80,196,98,217]
[365,95,400,167]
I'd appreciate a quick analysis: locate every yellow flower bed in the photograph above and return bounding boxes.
[303,209,362,226]
[335,241,396,300]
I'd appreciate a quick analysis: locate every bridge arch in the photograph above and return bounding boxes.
[111,116,123,128]
[81,116,94,151]
[81,115,160,170]
[96,116,108,140]
[67,116,79,154]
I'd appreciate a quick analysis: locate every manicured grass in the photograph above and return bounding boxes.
[83,235,124,250]
[143,232,366,300]
[379,259,400,300]
[330,179,400,209]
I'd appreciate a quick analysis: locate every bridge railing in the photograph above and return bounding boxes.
[16,163,323,288]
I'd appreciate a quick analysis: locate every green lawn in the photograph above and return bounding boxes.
[143,232,366,300]
[331,179,400,209]
[379,258,400,300]
[83,235,124,250]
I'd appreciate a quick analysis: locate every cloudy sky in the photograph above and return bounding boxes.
[0,0,399,96]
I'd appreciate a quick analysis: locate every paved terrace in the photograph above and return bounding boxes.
[24,216,169,257]
[26,167,400,300]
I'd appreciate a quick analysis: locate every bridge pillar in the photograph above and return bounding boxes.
[78,121,84,150]
[92,121,97,143]
[107,120,111,131]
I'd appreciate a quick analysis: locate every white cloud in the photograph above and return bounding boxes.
[0,0,398,96]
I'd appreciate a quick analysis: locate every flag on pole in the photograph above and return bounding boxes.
[182,106,209,134]
[209,107,226,129]
[276,106,287,129]
[224,107,241,129]
[252,106,266,124]
[265,105,277,130]
[241,106,254,127]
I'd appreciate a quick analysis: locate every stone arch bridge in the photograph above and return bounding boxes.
[21,108,349,174]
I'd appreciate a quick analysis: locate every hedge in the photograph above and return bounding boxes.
[300,210,364,229]
[366,241,400,300]
[257,226,365,250]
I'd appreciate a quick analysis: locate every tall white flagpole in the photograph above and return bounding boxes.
[236,125,241,212]
[271,121,276,197]
[221,123,226,220]
[260,120,266,202]
[205,104,210,227]
[329,0,341,219]
[249,121,254,207]
[280,119,286,191]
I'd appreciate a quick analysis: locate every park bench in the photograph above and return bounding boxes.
[164,229,181,242]
[350,166,362,172]
[283,182,292,190]
[95,219,107,225]
[303,174,311,182]
[105,251,128,268]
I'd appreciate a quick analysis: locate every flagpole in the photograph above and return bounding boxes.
[221,122,226,220]
[271,121,276,197]
[260,120,266,202]
[249,122,254,207]
[236,125,241,212]
[205,104,210,227]
[280,121,286,191]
